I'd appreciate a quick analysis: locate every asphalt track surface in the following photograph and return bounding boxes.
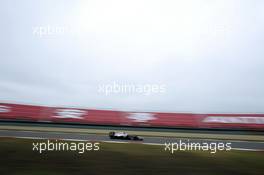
[0,129,263,151]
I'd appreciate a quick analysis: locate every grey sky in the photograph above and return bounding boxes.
[0,0,264,113]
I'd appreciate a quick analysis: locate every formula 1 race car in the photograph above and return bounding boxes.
[109,132,144,141]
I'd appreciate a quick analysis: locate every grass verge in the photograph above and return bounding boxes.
[0,138,263,175]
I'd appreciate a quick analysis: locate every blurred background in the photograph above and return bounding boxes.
[1,0,264,113]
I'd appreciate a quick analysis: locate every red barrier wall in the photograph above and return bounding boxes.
[0,103,264,130]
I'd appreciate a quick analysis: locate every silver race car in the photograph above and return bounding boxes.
[109,132,143,141]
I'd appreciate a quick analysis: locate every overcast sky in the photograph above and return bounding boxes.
[0,0,264,113]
